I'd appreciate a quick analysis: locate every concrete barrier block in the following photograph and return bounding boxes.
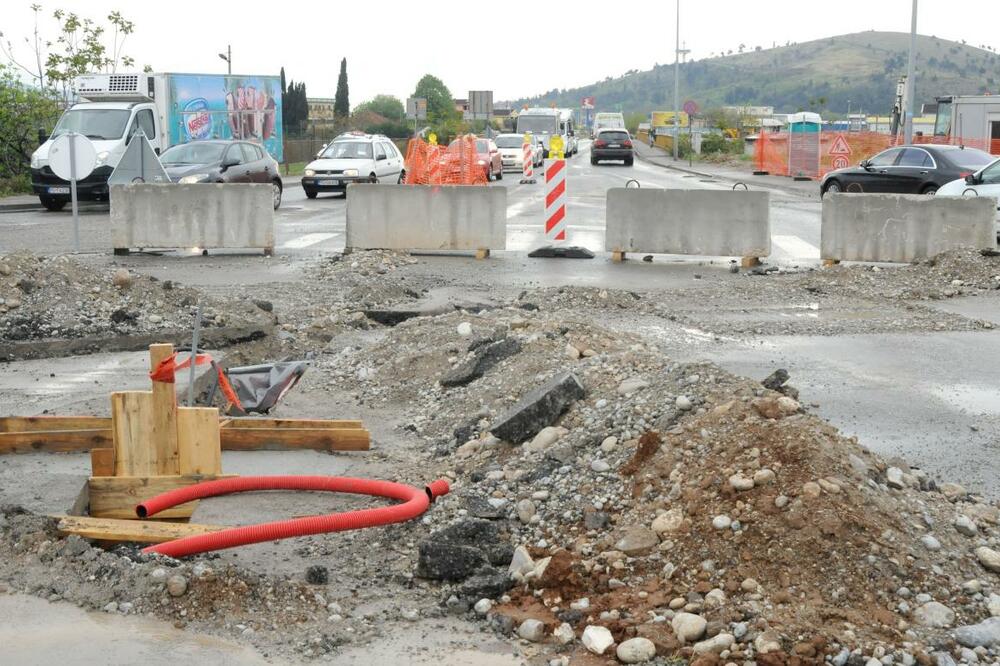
[110,184,274,252]
[346,185,506,252]
[821,194,997,263]
[605,188,771,257]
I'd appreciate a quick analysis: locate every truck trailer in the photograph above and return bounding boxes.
[30,72,283,210]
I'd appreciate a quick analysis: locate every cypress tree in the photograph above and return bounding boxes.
[334,58,349,117]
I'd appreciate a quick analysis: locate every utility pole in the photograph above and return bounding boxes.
[673,0,680,160]
[218,45,232,75]
[903,0,917,144]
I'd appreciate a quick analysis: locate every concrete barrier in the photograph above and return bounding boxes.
[346,184,506,256]
[110,184,274,255]
[605,188,770,261]
[821,193,997,263]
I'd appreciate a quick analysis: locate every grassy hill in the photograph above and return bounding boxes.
[511,31,1000,117]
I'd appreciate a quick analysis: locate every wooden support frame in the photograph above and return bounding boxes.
[87,474,232,520]
[55,515,223,544]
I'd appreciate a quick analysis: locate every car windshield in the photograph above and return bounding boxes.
[517,115,559,134]
[944,148,994,169]
[161,143,227,165]
[495,136,523,149]
[52,109,131,141]
[320,142,373,159]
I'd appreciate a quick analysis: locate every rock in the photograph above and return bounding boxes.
[617,377,649,395]
[305,565,329,585]
[103,601,119,613]
[912,601,955,628]
[954,617,1000,647]
[616,637,656,663]
[953,515,978,537]
[652,508,685,535]
[752,397,783,419]
[987,592,1000,617]
[740,578,760,592]
[753,468,776,485]
[753,630,782,654]
[474,598,493,616]
[975,546,1000,573]
[440,337,521,387]
[616,527,659,555]
[585,511,610,530]
[516,499,537,524]
[517,618,546,642]
[509,546,535,576]
[416,519,512,581]
[886,467,905,489]
[553,622,575,645]
[166,575,188,597]
[671,612,707,642]
[457,322,473,337]
[801,481,822,499]
[525,425,567,452]
[601,436,618,452]
[457,566,512,600]
[591,459,611,473]
[582,625,614,654]
[940,482,967,501]
[921,534,942,551]
[728,474,754,491]
[148,314,163,324]
[932,652,957,666]
[565,343,581,359]
[675,395,693,411]
[776,396,800,414]
[489,373,585,443]
[762,369,789,390]
[693,633,735,655]
[112,268,132,289]
[252,299,273,312]
[711,515,731,530]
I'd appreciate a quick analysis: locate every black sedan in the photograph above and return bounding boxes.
[160,140,283,209]
[820,144,995,197]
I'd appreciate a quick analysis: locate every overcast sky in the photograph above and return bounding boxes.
[3,1,999,105]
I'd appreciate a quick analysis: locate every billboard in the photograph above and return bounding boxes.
[651,111,690,128]
[167,74,283,161]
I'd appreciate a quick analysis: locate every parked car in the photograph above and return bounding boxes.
[301,133,405,198]
[591,128,634,166]
[448,137,502,181]
[160,140,283,209]
[819,145,995,196]
[938,155,1000,237]
[494,134,543,171]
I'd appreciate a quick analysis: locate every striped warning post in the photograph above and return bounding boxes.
[522,143,533,181]
[544,158,567,241]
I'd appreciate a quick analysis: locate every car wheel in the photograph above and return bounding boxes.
[921,184,938,195]
[369,173,378,184]
[625,157,634,166]
[823,180,842,196]
[305,190,318,199]
[398,170,406,184]
[486,168,493,182]
[271,180,282,209]
[40,196,67,212]
[591,157,598,165]
[496,168,503,181]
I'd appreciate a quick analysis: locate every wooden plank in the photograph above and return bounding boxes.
[68,481,90,517]
[149,344,180,475]
[88,474,229,520]
[220,427,370,452]
[0,416,111,433]
[111,391,156,476]
[177,407,221,475]
[55,515,224,544]
[90,448,116,477]
[222,418,364,430]
[0,429,112,454]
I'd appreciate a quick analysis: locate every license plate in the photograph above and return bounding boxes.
[608,144,621,148]
[319,179,339,186]
[47,186,70,194]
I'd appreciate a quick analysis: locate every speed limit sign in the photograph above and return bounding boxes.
[832,156,849,170]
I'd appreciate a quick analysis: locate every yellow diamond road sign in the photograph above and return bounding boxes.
[549,135,564,158]
[428,132,438,145]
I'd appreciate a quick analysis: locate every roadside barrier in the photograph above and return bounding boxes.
[605,188,771,264]
[821,193,997,263]
[346,184,505,258]
[520,141,535,184]
[110,183,274,255]
[403,135,487,186]
[544,158,567,241]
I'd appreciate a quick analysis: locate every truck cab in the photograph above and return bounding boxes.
[516,108,578,158]
[30,73,167,211]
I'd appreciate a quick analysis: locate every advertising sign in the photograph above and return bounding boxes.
[651,111,690,128]
[167,74,283,161]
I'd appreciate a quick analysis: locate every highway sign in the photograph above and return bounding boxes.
[406,98,427,120]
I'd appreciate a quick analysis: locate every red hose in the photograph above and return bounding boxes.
[138,476,450,558]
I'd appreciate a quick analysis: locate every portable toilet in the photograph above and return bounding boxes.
[786,112,822,180]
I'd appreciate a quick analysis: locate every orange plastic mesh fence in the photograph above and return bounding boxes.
[755,131,1000,180]
[403,135,488,186]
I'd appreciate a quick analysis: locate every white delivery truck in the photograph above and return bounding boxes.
[516,107,578,158]
[30,71,283,210]
[592,112,625,138]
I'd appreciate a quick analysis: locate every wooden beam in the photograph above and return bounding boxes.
[222,418,364,430]
[0,416,111,433]
[177,407,222,475]
[111,392,156,476]
[0,429,112,454]
[90,448,116,477]
[219,427,370,452]
[55,515,224,544]
[88,474,230,520]
[148,344,180,475]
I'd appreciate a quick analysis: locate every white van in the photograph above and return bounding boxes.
[592,112,626,138]
[516,108,578,158]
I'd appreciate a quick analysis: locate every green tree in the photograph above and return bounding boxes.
[354,94,404,121]
[0,62,60,193]
[412,74,457,124]
[334,58,349,118]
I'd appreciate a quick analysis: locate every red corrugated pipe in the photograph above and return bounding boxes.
[138,476,450,558]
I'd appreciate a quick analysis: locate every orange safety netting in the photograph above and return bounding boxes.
[755,131,1000,180]
[403,135,488,186]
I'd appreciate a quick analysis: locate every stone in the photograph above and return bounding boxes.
[600,436,618,452]
[591,459,611,473]
[752,397,783,419]
[570,598,590,611]
[582,625,614,654]
[617,377,649,395]
[975,546,1000,573]
[753,630,782,654]
[912,601,955,628]
[112,268,132,289]
[774,495,789,508]
[166,575,188,597]
[616,527,659,555]
[252,299,273,312]
[987,593,1000,617]
[553,622,575,645]
[886,467,905,489]
[516,499,537,524]
[525,426,568,453]
[457,322,473,337]
[457,566,512,600]
[920,534,941,551]
[801,482,822,499]
[517,618,546,642]
[616,637,657,663]
[671,612,707,643]
[777,396,800,414]
[474,599,492,616]
[652,508,685,535]
[953,515,978,537]
[675,395,693,411]
[509,546,535,576]
[148,314,163,324]
[584,511,610,530]
[932,653,957,666]
[440,337,521,388]
[416,519,512,581]
[753,468,776,485]
[762,368,789,390]
[693,633,735,655]
[565,343,580,359]
[740,578,760,593]
[939,482,967,501]
[489,373,585,443]
[954,618,1000,647]
[711,515,731,530]
[305,565,329,585]
[728,474,754,491]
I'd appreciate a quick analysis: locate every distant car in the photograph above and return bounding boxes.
[938,155,1000,237]
[301,132,405,198]
[448,137,502,181]
[495,134,543,171]
[160,140,283,209]
[591,129,634,166]
[819,145,995,197]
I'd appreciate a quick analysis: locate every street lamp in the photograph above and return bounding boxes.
[903,0,917,144]
[218,45,231,75]
[673,0,680,160]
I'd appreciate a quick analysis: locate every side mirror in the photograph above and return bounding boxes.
[222,156,240,169]
[965,174,978,185]
[860,159,871,170]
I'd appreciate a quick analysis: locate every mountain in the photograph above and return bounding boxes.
[511,31,1000,116]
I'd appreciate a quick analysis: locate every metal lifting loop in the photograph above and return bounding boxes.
[732,182,748,191]
[625,179,640,189]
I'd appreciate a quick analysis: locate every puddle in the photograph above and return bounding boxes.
[931,383,1000,415]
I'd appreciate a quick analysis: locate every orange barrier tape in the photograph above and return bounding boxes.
[150,353,244,411]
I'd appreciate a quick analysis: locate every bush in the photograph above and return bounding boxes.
[700,134,742,155]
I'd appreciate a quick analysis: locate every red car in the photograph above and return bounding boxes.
[447,137,503,181]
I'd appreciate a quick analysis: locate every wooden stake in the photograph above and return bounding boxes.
[475,248,490,260]
[148,344,180,475]
[741,256,762,268]
[611,250,626,263]
[90,448,116,477]
[111,392,156,476]
[177,407,222,475]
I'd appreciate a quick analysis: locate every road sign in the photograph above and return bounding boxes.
[428,132,438,146]
[683,100,699,116]
[545,158,567,242]
[49,133,96,181]
[549,134,565,159]
[465,90,493,121]
[582,96,595,109]
[521,140,535,184]
[832,155,850,170]
[109,131,169,185]
[406,97,427,120]
[828,134,852,155]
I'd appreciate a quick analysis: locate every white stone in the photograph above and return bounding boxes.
[474,599,492,616]
[516,499,537,524]
[693,633,735,655]
[582,625,615,654]
[652,508,685,535]
[728,474,754,491]
[753,468,776,485]
[886,467,905,489]
[921,534,942,551]
[166,575,188,597]
[987,593,1000,618]
[591,459,611,473]
[456,322,472,337]
[601,436,618,452]
[553,622,575,645]
[976,546,1000,573]
[509,546,535,576]
[753,630,782,654]
[671,612,707,643]
[565,343,581,359]
[570,598,590,611]
[711,515,732,530]
[616,637,657,663]
[517,618,546,642]
[675,395,693,411]
[617,377,649,395]
[524,426,567,452]
[954,514,978,537]
[912,601,955,628]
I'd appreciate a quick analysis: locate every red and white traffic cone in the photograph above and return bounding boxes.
[520,142,535,184]
[544,157,567,242]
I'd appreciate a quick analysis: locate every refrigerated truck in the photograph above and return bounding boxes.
[30,72,283,210]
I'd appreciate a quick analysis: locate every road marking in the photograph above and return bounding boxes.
[772,234,820,259]
[281,233,338,249]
